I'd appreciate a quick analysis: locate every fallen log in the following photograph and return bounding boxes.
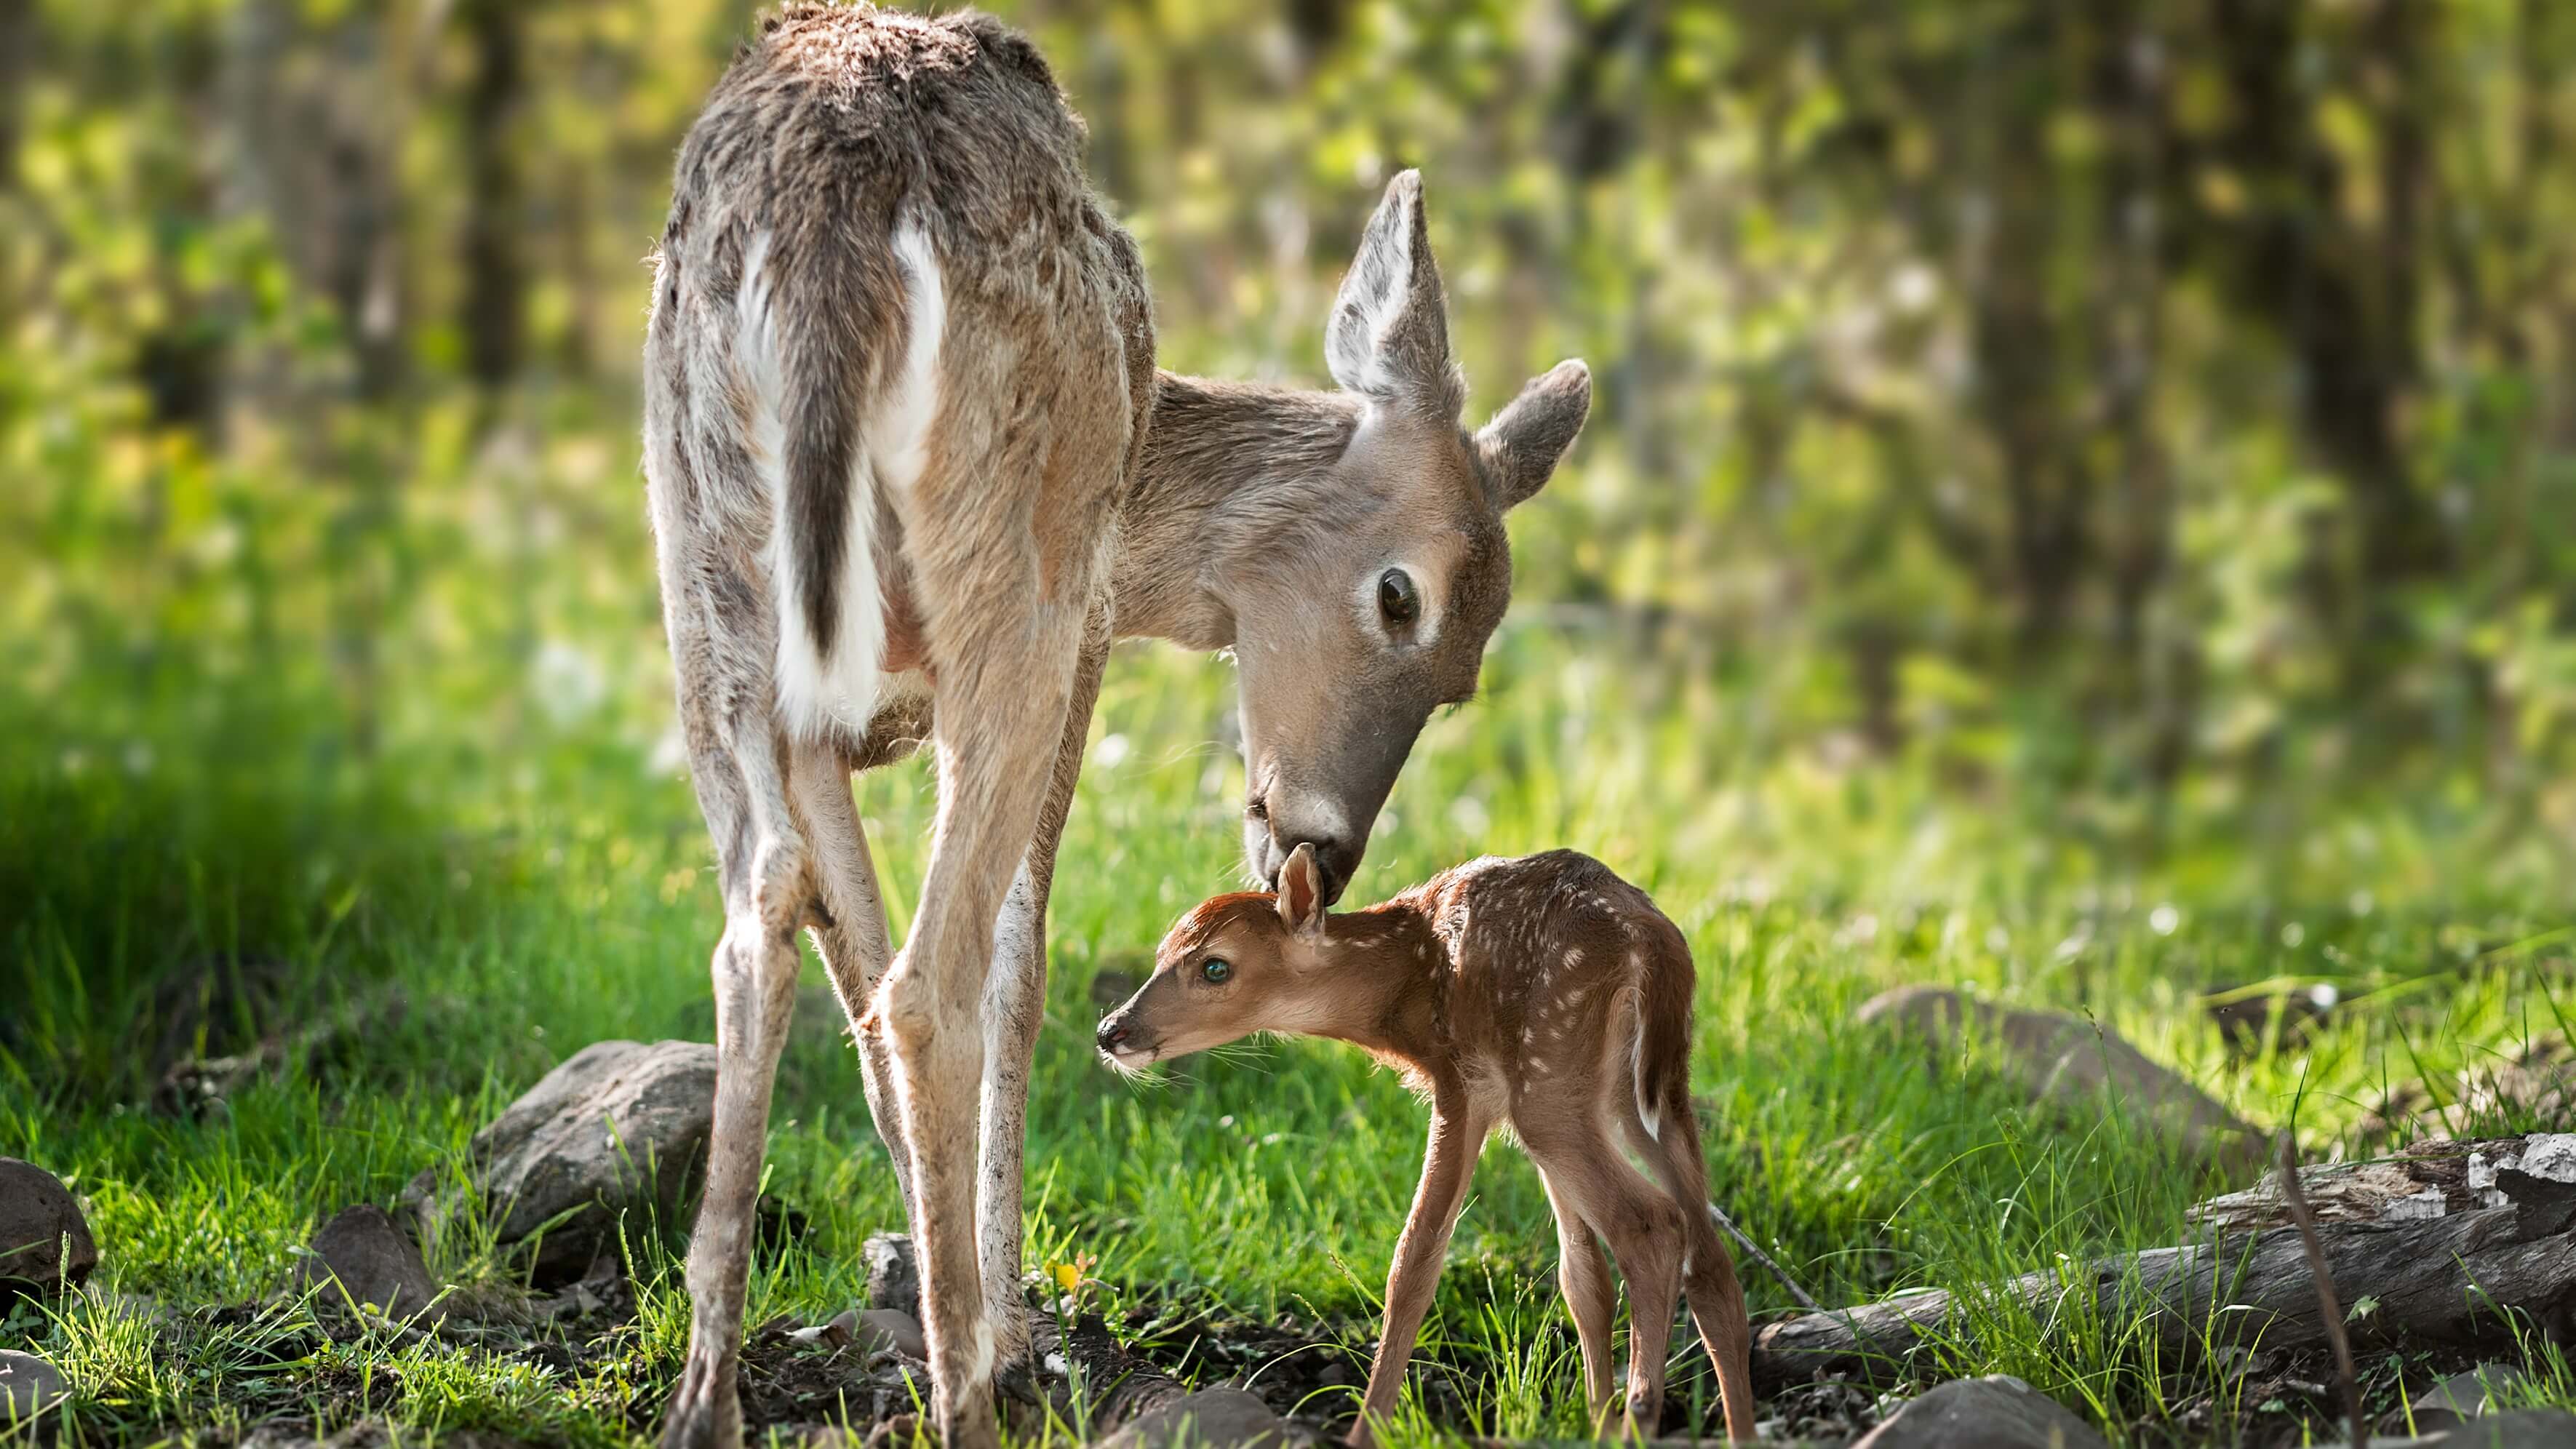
[1751,1135,2576,1391]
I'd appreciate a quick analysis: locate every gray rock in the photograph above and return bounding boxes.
[0,1350,68,1421]
[0,1158,97,1296]
[840,1306,927,1359]
[2433,1409,2576,1448]
[295,1205,442,1321]
[1851,1376,2110,1449]
[401,1039,717,1284]
[1097,1388,1307,1449]
[1858,987,2268,1178]
[2404,1362,2526,1432]
[864,1231,920,1316]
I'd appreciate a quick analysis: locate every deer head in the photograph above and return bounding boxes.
[1229,172,1590,903]
[1096,844,1339,1071]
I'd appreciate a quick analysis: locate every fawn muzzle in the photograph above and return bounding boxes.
[1095,1005,1157,1068]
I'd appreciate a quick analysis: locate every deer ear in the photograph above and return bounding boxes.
[1277,842,1327,938]
[1325,171,1464,419]
[1475,359,1590,511]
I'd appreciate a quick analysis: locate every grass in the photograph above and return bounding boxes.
[4,620,2574,1446]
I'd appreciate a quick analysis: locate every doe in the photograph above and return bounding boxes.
[1096,845,1759,1445]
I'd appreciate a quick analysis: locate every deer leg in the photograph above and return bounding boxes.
[871,604,1084,1449]
[663,669,810,1449]
[791,738,915,1221]
[1539,1170,1619,1434]
[1350,1093,1488,1448]
[976,602,1112,1368]
[1523,1117,1687,1442]
[1623,1109,1758,1443]
[1594,1170,1688,1440]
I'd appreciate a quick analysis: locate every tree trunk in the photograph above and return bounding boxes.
[459,0,527,394]
[0,0,30,191]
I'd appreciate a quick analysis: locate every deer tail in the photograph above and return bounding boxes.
[738,216,919,738]
[1630,937,1694,1143]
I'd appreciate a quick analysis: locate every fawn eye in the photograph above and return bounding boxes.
[1379,570,1420,630]
[1200,957,1232,984]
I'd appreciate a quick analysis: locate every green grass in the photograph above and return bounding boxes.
[4,628,2573,1446]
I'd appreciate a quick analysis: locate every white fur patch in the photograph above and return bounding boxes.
[874,220,946,496]
[970,1314,997,1381]
[758,218,946,739]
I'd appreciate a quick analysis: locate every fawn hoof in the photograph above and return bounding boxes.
[660,1357,742,1449]
[1623,1391,1663,1440]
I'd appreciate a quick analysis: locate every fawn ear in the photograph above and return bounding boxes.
[1277,842,1328,939]
[1475,359,1590,511]
[1325,171,1464,420]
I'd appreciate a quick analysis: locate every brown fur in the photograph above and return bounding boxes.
[643,7,1592,1447]
[1098,850,1758,1445]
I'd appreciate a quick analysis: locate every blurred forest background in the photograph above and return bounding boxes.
[11,0,2576,933]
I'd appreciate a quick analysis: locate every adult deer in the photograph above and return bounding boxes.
[642,7,1588,1447]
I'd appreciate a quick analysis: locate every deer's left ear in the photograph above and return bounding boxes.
[1475,359,1591,510]
[1325,171,1465,420]
[1277,842,1328,939]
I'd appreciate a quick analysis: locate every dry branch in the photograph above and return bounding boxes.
[1749,1135,2576,1391]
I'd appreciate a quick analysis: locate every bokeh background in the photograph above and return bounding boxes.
[7,1,2576,1440]
[16,0,2576,902]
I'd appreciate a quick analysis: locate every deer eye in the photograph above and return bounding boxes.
[1200,957,1232,984]
[1379,570,1420,630]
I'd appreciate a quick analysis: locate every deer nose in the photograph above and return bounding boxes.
[1096,1016,1133,1055]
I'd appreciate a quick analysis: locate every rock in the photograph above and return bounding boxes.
[864,1231,920,1316]
[1857,987,2267,1178]
[832,1306,927,1360]
[2398,1362,2524,1432]
[1096,1387,1307,1449]
[400,1039,717,1284]
[295,1205,442,1322]
[1851,1376,2110,1449]
[2432,1409,2576,1448]
[0,1158,97,1296]
[0,1350,69,1421]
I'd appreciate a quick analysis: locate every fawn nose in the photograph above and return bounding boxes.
[1096,1016,1133,1055]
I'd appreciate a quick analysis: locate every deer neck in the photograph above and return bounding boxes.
[1110,372,1362,647]
[1301,903,1448,1066]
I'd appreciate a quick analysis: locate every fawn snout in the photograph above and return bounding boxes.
[1094,1000,1159,1069]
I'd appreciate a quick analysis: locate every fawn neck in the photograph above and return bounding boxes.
[1299,903,1451,1066]
[1110,372,1363,647]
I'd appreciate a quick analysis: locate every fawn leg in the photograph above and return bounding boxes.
[1540,1170,1619,1434]
[1526,1123,1687,1440]
[662,653,811,1449]
[872,602,1083,1449]
[974,601,1110,1367]
[792,740,916,1221]
[1624,1109,1758,1443]
[1349,1090,1488,1448]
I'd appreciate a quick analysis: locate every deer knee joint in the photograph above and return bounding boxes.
[873,959,943,1058]
[749,836,811,941]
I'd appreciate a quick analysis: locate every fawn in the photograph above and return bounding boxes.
[1096,845,1758,1445]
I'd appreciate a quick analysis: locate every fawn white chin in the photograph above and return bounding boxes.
[1098,843,1760,1445]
